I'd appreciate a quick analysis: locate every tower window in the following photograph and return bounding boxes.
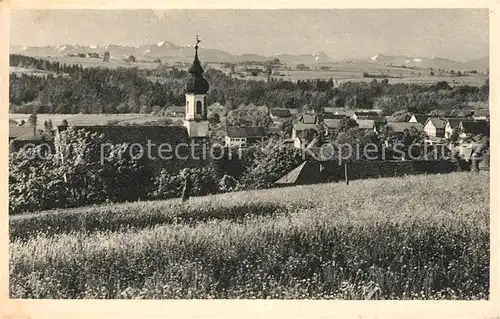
[196,101,202,114]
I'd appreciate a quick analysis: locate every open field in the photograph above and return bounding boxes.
[10,57,487,86]
[249,65,487,85]
[9,113,179,128]
[10,172,489,299]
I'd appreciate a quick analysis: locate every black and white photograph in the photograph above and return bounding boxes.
[2,4,495,310]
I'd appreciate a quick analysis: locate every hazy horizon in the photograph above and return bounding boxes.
[10,9,489,61]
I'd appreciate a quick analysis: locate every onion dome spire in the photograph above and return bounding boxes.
[186,35,209,94]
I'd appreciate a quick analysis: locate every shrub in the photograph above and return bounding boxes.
[9,128,152,214]
[240,144,303,189]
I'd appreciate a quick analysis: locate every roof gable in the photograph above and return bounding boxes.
[410,114,429,123]
[275,161,324,185]
[425,117,446,129]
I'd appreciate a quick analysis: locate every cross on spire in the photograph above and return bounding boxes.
[195,35,201,50]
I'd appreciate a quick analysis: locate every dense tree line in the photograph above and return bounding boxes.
[10,54,488,116]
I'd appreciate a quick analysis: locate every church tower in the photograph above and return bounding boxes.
[183,36,209,138]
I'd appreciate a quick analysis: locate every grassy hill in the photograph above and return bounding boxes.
[9,172,489,299]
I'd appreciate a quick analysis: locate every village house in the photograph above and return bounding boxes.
[292,123,321,149]
[379,122,424,146]
[224,127,267,147]
[352,110,383,121]
[323,119,342,136]
[269,108,292,122]
[444,119,471,139]
[423,118,446,138]
[356,118,386,132]
[292,123,320,140]
[297,114,318,124]
[408,114,429,124]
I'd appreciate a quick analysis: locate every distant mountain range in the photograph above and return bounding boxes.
[369,54,489,72]
[10,41,489,71]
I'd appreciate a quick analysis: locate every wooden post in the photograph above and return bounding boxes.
[345,162,349,185]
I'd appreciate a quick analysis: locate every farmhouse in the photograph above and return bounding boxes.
[424,118,446,138]
[225,127,267,147]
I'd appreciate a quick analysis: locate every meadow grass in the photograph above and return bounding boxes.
[9,172,489,299]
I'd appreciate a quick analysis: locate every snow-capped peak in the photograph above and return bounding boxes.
[413,58,422,62]
[90,45,97,49]
[57,45,67,52]
[156,41,166,47]
[371,54,379,61]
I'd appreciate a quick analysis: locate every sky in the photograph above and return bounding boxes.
[10,9,489,61]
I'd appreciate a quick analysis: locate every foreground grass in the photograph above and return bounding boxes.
[10,172,489,299]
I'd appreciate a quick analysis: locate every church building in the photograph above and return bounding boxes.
[183,36,210,141]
